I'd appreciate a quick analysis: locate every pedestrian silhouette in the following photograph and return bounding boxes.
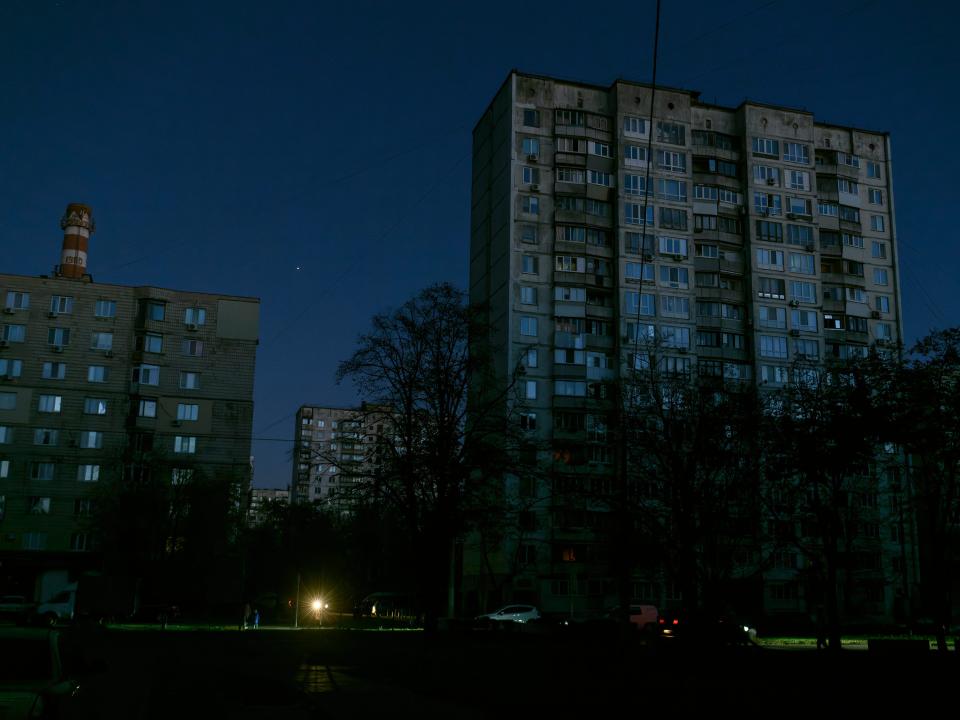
[253,608,260,629]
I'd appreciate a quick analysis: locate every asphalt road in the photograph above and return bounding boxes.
[52,625,960,718]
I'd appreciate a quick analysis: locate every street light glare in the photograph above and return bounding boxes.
[311,599,322,611]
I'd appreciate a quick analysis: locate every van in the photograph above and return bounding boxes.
[35,583,77,625]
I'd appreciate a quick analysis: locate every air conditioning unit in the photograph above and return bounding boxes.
[790,299,801,307]
[870,310,881,319]
[104,350,114,358]
[530,184,540,192]
[766,177,776,186]
[52,345,64,353]
[2,307,13,315]
[642,252,653,261]
[526,154,538,162]
[186,323,199,331]
[804,243,815,252]
[789,329,800,337]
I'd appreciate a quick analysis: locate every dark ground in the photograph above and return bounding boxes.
[50,624,959,718]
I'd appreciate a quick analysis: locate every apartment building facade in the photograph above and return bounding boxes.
[467,72,911,623]
[0,204,259,597]
[291,404,389,507]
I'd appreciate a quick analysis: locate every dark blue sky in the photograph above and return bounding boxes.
[2,0,957,487]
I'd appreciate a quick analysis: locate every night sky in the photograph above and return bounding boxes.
[2,0,957,487]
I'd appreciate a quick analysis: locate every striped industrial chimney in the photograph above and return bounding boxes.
[58,203,95,279]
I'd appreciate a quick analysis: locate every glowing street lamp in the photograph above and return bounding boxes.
[311,598,329,626]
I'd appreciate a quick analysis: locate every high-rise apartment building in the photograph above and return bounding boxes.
[291,404,389,507]
[467,72,910,622]
[0,204,259,597]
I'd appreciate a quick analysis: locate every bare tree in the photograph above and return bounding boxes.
[332,283,528,628]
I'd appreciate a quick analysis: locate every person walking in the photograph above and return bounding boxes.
[253,608,260,629]
[242,602,252,631]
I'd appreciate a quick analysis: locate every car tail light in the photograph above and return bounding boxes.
[672,619,679,625]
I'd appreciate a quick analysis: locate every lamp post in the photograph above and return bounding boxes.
[311,598,329,627]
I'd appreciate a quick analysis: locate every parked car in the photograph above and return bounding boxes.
[0,628,82,718]
[0,595,35,623]
[33,585,77,626]
[657,609,758,646]
[607,604,659,632]
[475,604,541,625]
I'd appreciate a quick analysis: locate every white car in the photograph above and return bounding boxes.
[475,604,541,625]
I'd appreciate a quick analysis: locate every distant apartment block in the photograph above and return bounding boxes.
[248,487,290,525]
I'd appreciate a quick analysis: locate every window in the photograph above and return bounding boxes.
[5,291,29,310]
[588,170,612,187]
[521,196,539,215]
[624,203,654,226]
[753,164,780,185]
[624,144,649,165]
[787,197,812,216]
[839,205,860,223]
[791,309,817,332]
[34,428,58,446]
[694,215,717,232]
[846,287,867,303]
[0,392,16,411]
[515,349,536,373]
[183,339,203,357]
[138,333,163,353]
[842,233,864,249]
[661,295,690,318]
[30,462,55,480]
[138,398,157,418]
[522,108,540,127]
[555,286,585,302]
[819,201,839,217]
[868,188,883,205]
[28,496,51,514]
[754,192,782,216]
[174,436,197,454]
[696,244,719,258]
[718,188,741,204]
[2,324,26,342]
[519,317,538,337]
[555,168,584,185]
[794,338,819,359]
[659,236,687,257]
[656,121,685,145]
[554,348,584,365]
[657,179,687,202]
[694,184,718,201]
[786,224,813,246]
[520,225,537,244]
[870,215,885,232]
[660,326,690,349]
[871,241,887,259]
[657,150,686,172]
[42,362,66,380]
[50,295,73,314]
[0,359,22,378]
[48,327,70,347]
[180,371,200,389]
[38,394,62,413]
[788,253,816,275]
[873,268,889,285]
[555,380,587,397]
[790,281,817,304]
[95,299,117,318]
[876,323,893,341]
[78,431,102,449]
[90,332,113,350]
[521,255,538,275]
[588,141,611,158]
[522,137,540,157]
[87,365,108,383]
[624,232,654,256]
[659,266,689,289]
[0,460,7,478]
[783,142,809,164]
[184,307,207,327]
[522,166,539,184]
[837,178,859,196]
[520,286,537,306]
[659,207,687,230]
[759,306,786,329]
[623,174,647,197]
[755,220,783,243]
[177,403,199,421]
[757,277,786,299]
[757,248,784,270]
[760,335,788,359]
[143,301,165,321]
[555,256,585,273]
[875,295,890,313]
[625,292,655,316]
[71,530,91,549]
[0,426,11,443]
[623,116,647,135]
[83,397,107,415]
[788,170,810,191]
[171,468,195,485]
[132,364,160,385]
[752,137,779,157]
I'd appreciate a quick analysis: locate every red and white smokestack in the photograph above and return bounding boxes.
[59,203,95,278]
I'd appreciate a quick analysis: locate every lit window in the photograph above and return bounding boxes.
[4,291,29,310]
[38,394,62,413]
[524,381,537,400]
[180,371,200,390]
[77,464,100,482]
[90,332,113,350]
[83,397,108,415]
[133,364,160,385]
[174,436,197,454]
[138,399,158,418]
[78,431,102,449]
[87,365,109,383]
[177,403,199,421]
[42,362,67,380]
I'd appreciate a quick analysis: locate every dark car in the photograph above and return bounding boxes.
[657,609,757,646]
[0,628,81,718]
